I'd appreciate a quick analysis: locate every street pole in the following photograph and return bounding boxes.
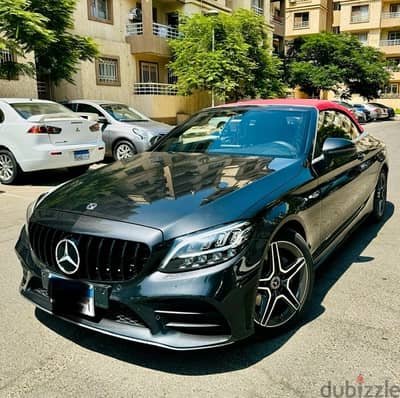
[211,26,215,108]
[204,9,219,108]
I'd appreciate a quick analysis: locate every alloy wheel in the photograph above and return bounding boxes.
[375,172,387,218]
[0,153,15,183]
[255,240,310,328]
[116,143,135,160]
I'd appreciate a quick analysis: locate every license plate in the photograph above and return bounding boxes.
[48,274,95,317]
[74,149,90,161]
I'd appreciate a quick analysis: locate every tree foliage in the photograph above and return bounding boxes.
[286,33,390,100]
[168,9,285,102]
[0,0,98,84]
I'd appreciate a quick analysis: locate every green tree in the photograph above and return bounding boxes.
[168,9,285,102]
[286,33,390,100]
[0,0,98,85]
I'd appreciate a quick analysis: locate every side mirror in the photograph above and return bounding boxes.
[322,137,356,158]
[98,116,109,125]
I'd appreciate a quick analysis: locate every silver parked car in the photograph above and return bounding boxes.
[64,100,172,160]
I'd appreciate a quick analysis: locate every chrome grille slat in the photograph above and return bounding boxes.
[28,222,150,282]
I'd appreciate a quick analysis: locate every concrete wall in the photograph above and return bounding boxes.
[0,53,37,99]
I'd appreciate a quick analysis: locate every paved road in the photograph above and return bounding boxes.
[0,121,399,398]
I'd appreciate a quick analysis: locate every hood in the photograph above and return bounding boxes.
[125,120,172,135]
[38,152,302,240]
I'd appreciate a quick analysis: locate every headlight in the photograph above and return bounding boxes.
[159,222,252,273]
[25,181,69,225]
[26,193,47,225]
[132,128,144,140]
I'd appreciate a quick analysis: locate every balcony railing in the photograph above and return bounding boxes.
[126,22,143,35]
[126,22,179,39]
[293,21,309,29]
[251,6,264,16]
[271,15,283,24]
[134,83,178,95]
[152,23,180,39]
[380,39,400,46]
[350,15,369,23]
[382,11,400,18]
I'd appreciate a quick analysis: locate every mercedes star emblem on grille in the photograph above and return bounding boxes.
[55,239,80,275]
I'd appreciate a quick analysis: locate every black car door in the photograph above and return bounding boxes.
[312,109,374,247]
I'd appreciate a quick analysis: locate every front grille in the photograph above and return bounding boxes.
[28,222,150,282]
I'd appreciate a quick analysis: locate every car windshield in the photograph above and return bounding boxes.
[154,107,312,159]
[101,104,148,122]
[10,102,75,119]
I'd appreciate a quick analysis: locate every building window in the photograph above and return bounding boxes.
[389,3,400,13]
[0,49,18,80]
[167,69,177,85]
[294,12,309,29]
[96,56,120,86]
[251,0,264,15]
[384,83,398,96]
[351,5,369,23]
[88,0,113,24]
[388,31,400,40]
[387,57,400,69]
[140,62,158,83]
[332,26,340,34]
[353,32,368,43]
[333,2,341,11]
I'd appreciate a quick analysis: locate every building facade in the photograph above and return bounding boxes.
[285,0,400,108]
[1,0,275,124]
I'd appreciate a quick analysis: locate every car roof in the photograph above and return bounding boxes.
[219,98,364,132]
[0,98,55,104]
[66,99,122,105]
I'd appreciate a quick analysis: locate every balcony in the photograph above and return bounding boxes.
[350,15,369,23]
[134,83,178,95]
[125,22,179,57]
[270,15,285,36]
[380,39,400,55]
[293,21,309,29]
[381,12,400,28]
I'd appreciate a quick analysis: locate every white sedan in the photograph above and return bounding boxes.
[0,98,105,184]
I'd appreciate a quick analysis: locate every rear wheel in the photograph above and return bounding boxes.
[113,140,137,161]
[370,170,387,223]
[254,230,314,336]
[0,150,20,184]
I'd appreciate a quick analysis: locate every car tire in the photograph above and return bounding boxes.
[254,229,315,337]
[113,140,137,161]
[68,165,90,177]
[0,149,21,185]
[370,170,387,223]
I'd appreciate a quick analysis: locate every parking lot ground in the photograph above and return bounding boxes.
[0,120,399,398]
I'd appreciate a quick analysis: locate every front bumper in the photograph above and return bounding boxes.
[16,226,260,350]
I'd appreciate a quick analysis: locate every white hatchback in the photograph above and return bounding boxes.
[0,98,105,184]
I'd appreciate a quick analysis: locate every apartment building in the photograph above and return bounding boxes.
[0,0,276,124]
[286,0,400,108]
[0,51,38,99]
[335,0,400,107]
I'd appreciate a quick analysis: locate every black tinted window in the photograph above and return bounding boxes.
[315,110,360,157]
[77,103,103,116]
[155,107,312,159]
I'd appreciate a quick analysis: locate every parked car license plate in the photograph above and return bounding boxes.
[48,274,95,317]
[74,149,90,161]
